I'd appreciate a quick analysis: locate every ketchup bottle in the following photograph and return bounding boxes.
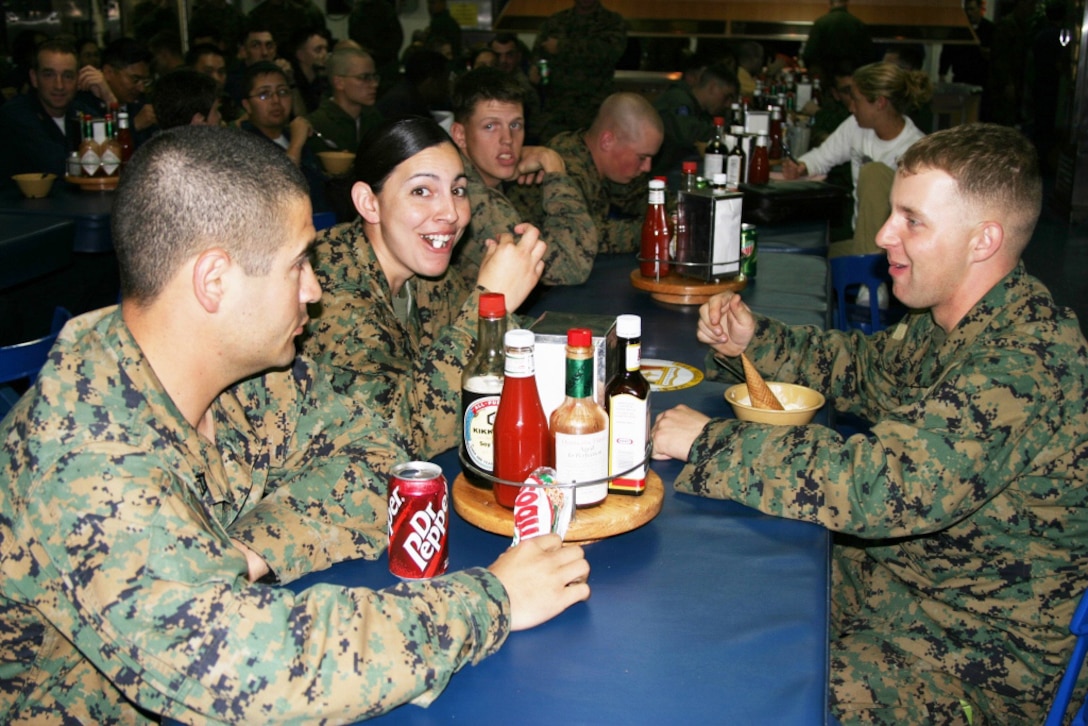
[639,179,670,279]
[492,329,550,509]
[748,134,771,185]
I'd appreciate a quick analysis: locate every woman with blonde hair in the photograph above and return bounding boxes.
[783,61,933,257]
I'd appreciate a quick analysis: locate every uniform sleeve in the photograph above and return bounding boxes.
[24,450,509,721]
[536,172,598,285]
[675,317,1059,539]
[798,116,857,177]
[223,359,411,581]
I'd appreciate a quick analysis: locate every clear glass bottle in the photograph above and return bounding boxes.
[607,315,650,495]
[703,116,726,179]
[726,127,747,189]
[550,328,609,507]
[460,292,507,487]
[639,179,670,279]
[492,329,549,509]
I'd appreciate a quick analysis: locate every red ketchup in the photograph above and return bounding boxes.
[492,329,550,508]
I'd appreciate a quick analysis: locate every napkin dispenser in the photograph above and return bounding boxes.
[530,312,617,420]
[674,188,743,282]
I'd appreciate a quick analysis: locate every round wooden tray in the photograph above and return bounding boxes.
[629,268,746,305]
[65,174,119,192]
[453,470,664,543]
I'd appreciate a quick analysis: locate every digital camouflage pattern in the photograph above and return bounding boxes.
[676,264,1088,724]
[451,156,599,286]
[0,307,510,723]
[513,129,646,255]
[531,3,627,141]
[651,81,715,178]
[302,220,480,459]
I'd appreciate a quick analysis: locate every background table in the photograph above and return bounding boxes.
[288,249,833,725]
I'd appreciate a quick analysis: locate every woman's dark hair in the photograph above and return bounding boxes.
[354,116,454,193]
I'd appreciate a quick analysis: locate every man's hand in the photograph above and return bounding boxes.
[476,222,547,310]
[489,534,590,631]
[286,116,312,166]
[651,405,711,461]
[697,291,755,357]
[231,538,271,582]
[133,103,156,132]
[515,146,565,185]
[78,65,116,105]
[780,158,807,180]
[539,37,560,56]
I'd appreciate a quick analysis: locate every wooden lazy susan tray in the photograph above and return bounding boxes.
[629,268,747,305]
[453,470,664,543]
[66,174,119,192]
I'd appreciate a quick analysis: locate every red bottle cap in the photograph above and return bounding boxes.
[713,116,725,125]
[567,328,592,347]
[682,161,697,173]
[478,292,506,318]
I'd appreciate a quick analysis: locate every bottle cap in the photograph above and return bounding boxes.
[713,116,725,126]
[505,329,535,348]
[731,125,745,134]
[478,292,506,318]
[756,135,769,146]
[648,179,666,190]
[712,173,728,185]
[567,328,592,347]
[682,161,697,174]
[616,314,641,339]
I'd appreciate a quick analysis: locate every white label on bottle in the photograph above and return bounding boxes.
[608,394,648,480]
[92,120,106,144]
[463,394,500,471]
[100,149,120,176]
[80,149,101,176]
[726,155,744,188]
[625,343,641,371]
[504,351,534,378]
[704,153,724,179]
[555,429,608,506]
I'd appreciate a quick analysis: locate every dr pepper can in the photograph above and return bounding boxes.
[388,461,449,579]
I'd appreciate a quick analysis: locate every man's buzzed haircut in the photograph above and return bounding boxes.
[185,42,225,67]
[243,60,287,96]
[101,37,152,70]
[899,123,1043,252]
[35,39,78,67]
[591,92,663,142]
[451,66,525,123]
[326,47,372,77]
[113,126,309,302]
[698,62,739,92]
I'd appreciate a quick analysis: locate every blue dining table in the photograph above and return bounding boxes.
[286,248,833,725]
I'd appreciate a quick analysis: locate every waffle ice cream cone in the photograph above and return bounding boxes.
[741,353,784,410]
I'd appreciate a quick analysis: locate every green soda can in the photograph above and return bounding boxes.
[740,223,758,279]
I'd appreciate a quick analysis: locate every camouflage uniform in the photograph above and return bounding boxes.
[512,129,645,255]
[531,3,627,141]
[676,264,1088,724]
[302,220,480,458]
[451,155,599,287]
[651,80,714,177]
[0,307,510,723]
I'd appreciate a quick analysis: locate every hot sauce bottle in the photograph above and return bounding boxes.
[460,292,507,487]
[492,329,549,509]
[550,328,609,507]
[748,134,770,185]
[607,315,650,495]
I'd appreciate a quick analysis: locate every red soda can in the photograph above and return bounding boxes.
[388,461,449,579]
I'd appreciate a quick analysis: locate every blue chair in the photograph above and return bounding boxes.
[1045,588,1088,726]
[0,307,71,418]
[830,253,899,334]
